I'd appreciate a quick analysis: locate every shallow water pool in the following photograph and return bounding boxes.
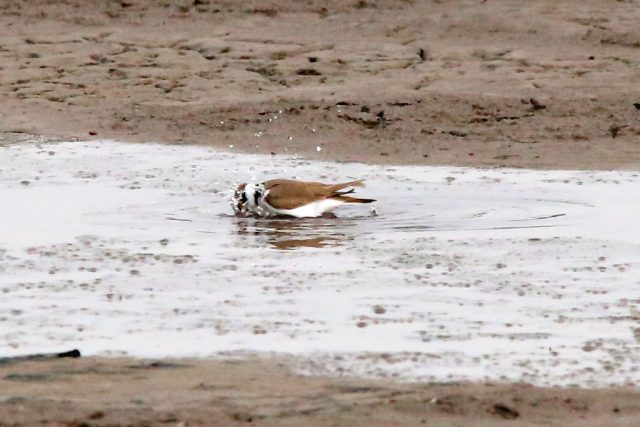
[0,139,639,386]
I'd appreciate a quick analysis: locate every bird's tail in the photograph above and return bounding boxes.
[328,179,365,195]
[333,195,376,204]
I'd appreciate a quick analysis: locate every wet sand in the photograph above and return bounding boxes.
[1,0,640,169]
[1,357,640,427]
[2,1,640,426]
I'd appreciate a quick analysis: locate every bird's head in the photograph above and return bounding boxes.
[232,183,248,214]
[232,182,265,215]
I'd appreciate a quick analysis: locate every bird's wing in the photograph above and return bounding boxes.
[263,179,366,210]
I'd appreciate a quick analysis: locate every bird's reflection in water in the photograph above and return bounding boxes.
[233,214,351,250]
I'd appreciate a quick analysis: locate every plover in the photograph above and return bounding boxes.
[233,179,375,218]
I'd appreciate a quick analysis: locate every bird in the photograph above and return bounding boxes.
[233,179,375,218]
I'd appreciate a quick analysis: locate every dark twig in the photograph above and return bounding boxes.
[0,349,81,365]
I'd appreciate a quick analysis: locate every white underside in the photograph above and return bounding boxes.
[262,198,345,218]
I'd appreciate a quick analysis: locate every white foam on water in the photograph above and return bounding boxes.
[0,139,639,386]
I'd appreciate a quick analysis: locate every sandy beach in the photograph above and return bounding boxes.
[2,1,640,426]
[1,356,639,427]
[1,0,640,169]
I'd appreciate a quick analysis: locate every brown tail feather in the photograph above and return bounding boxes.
[328,179,365,195]
[333,188,355,196]
[333,195,376,204]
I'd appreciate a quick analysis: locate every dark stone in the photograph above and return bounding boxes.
[296,68,321,76]
[493,403,519,419]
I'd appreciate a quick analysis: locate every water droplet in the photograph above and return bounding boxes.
[316,146,322,152]
[288,136,293,141]
[311,128,317,133]
[249,167,255,172]
[228,144,234,148]
[220,121,224,125]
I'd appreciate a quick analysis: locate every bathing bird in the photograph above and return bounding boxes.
[233,179,375,218]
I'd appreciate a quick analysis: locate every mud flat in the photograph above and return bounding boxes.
[2,1,640,425]
[1,139,639,425]
[1,0,640,169]
[1,357,640,427]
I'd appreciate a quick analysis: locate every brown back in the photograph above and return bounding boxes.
[264,179,366,209]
